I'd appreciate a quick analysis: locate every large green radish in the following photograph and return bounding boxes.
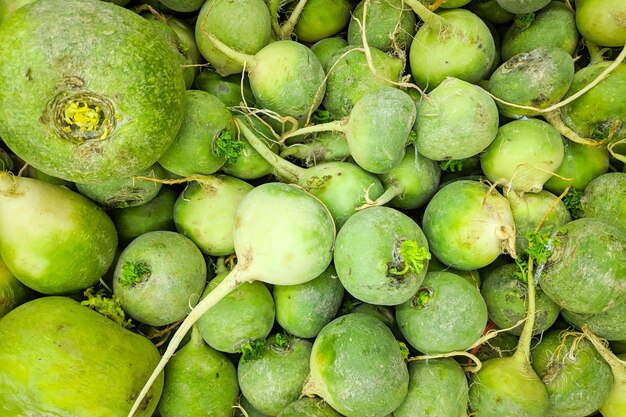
[0,0,186,183]
[303,313,409,417]
[0,296,163,416]
[575,0,626,47]
[0,173,117,294]
[562,301,626,342]
[129,182,335,416]
[580,172,626,228]
[292,0,354,43]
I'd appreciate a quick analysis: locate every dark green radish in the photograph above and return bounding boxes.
[197,260,275,353]
[194,69,255,107]
[480,118,564,192]
[531,330,613,417]
[223,115,278,180]
[393,358,469,417]
[466,0,514,25]
[584,329,626,417]
[576,0,626,47]
[159,90,235,177]
[396,271,488,353]
[581,172,626,228]
[496,0,550,14]
[273,264,344,339]
[291,0,353,43]
[349,302,404,340]
[474,332,518,362]
[173,175,253,256]
[280,131,350,167]
[310,37,348,70]
[159,15,203,74]
[108,186,177,247]
[159,0,204,12]
[0,173,117,294]
[238,334,312,416]
[0,255,34,318]
[322,46,404,119]
[236,116,384,227]
[113,231,206,326]
[405,0,496,89]
[415,77,499,161]
[277,398,341,417]
[488,47,575,118]
[129,182,335,416]
[361,144,441,210]
[543,139,610,195]
[539,217,626,314]
[0,0,186,184]
[562,301,626,341]
[334,206,430,305]
[507,189,572,254]
[427,255,481,288]
[481,263,560,336]
[0,0,36,25]
[347,0,417,52]
[0,296,163,416]
[195,0,271,76]
[303,313,409,417]
[157,326,239,417]
[422,180,516,270]
[283,87,416,174]
[501,1,578,61]
[76,163,164,209]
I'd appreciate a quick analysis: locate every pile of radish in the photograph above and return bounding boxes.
[0,0,625,416]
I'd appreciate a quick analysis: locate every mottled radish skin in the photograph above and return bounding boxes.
[235,396,271,417]
[422,180,516,270]
[294,0,353,43]
[195,0,271,76]
[496,0,551,14]
[480,118,564,192]
[0,174,117,294]
[277,398,341,417]
[158,329,239,417]
[474,332,518,362]
[173,175,253,256]
[581,172,626,229]
[575,0,626,47]
[334,206,429,305]
[540,218,626,314]
[466,0,513,25]
[194,70,255,108]
[113,231,207,326]
[305,313,409,417]
[0,297,163,417]
[415,77,499,161]
[348,0,416,52]
[502,2,578,61]
[238,336,312,416]
[562,302,626,341]
[0,0,36,25]
[396,271,488,353]
[274,265,344,339]
[159,0,205,12]
[393,358,468,417]
[0,0,186,183]
[310,37,349,71]
[531,330,613,417]
[427,256,481,288]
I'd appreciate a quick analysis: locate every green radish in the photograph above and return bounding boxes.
[334,206,430,306]
[159,0,205,12]
[396,271,488,353]
[159,90,236,177]
[236,116,384,227]
[194,70,255,107]
[23,164,75,189]
[466,0,514,25]
[0,0,186,183]
[474,332,518,362]
[303,313,409,417]
[197,260,275,353]
[422,180,516,270]
[427,255,481,288]
[501,2,578,61]
[415,77,499,161]
[562,302,626,341]
[0,173,117,294]
[280,131,350,167]
[575,0,626,47]
[347,0,417,52]
[480,118,564,192]
[0,255,34,319]
[539,217,626,314]
[238,334,312,416]
[0,296,163,416]
[580,172,626,228]
[112,231,207,326]
[322,45,404,119]
[277,397,341,417]
[531,330,614,417]
[235,396,271,417]
[292,0,354,43]
[128,182,335,416]
[496,0,551,14]
[393,358,469,417]
[195,0,271,76]
[0,0,36,25]
[282,86,416,174]
[488,47,575,118]
[405,0,496,89]
[158,326,239,417]
[310,37,349,70]
[273,264,344,339]
[173,175,253,256]
[76,163,164,209]
[423,0,471,7]
[108,186,177,247]
[481,263,560,336]
[349,302,404,340]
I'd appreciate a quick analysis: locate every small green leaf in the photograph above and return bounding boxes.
[272,333,290,349]
[81,288,133,329]
[514,12,535,30]
[563,189,584,219]
[215,130,244,163]
[439,159,464,172]
[312,109,333,124]
[240,339,266,363]
[389,240,431,276]
[119,261,150,287]
[398,341,410,361]
[525,231,561,266]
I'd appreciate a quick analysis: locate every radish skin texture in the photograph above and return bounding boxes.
[347,0,416,52]
[496,0,550,14]
[294,0,353,43]
[0,256,33,319]
[277,397,341,417]
[575,0,626,47]
[562,302,626,341]
[581,172,626,229]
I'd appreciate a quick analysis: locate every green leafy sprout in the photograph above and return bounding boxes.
[439,159,464,172]
[118,261,150,287]
[215,130,244,164]
[514,12,536,30]
[272,333,290,349]
[81,288,132,329]
[514,231,561,282]
[240,339,266,364]
[398,342,410,361]
[412,287,433,309]
[312,109,333,124]
[563,188,584,219]
[389,240,431,276]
